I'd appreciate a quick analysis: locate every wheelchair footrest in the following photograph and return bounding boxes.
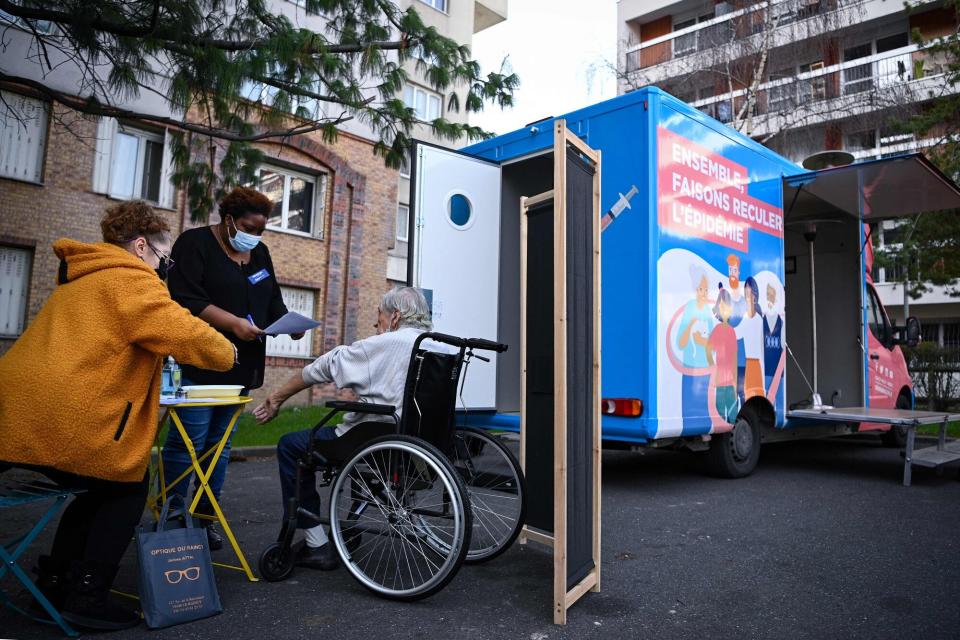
[295,507,329,527]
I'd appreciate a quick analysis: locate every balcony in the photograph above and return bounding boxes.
[474,0,507,33]
[621,0,901,83]
[624,17,737,73]
[684,45,952,137]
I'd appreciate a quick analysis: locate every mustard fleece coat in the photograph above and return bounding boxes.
[0,239,235,482]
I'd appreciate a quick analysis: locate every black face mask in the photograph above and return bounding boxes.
[155,256,170,280]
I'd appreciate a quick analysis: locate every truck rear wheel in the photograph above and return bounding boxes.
[880,394,912,448]
[705,406,762,478]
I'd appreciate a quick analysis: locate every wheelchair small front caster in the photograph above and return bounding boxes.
[259,542,295,582]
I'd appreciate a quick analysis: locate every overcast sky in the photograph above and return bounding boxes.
[469,0,619,137]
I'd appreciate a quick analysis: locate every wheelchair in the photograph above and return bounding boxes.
[258,332,527,601]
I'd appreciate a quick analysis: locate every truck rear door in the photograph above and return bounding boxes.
[408,142,502,409]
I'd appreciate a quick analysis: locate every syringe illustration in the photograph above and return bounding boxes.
[600,184,638,231]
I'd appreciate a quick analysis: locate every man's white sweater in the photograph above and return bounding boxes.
[301,327,424,436]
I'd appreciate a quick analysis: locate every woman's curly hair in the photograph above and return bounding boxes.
[218,187,273,221]
[100,200,170,244]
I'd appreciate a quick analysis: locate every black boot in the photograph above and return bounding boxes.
[204,522,224,551]
[293,540,339,571]
[61,561,140,631]
[29,555,68,618]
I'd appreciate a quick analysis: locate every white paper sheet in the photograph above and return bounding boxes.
[263,311,321,335]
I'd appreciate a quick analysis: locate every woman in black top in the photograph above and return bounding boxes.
[162,187,301,548]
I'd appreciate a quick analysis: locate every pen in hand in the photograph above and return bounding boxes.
[246,314,264,342]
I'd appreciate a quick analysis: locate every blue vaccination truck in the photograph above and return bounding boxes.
[406,87,960,478]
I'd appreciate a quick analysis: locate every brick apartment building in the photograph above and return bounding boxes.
[0,93,397,405]
[0,1,508,405]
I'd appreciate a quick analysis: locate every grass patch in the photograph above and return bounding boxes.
[232,405,339,447]
[916,421,960,438]
[157,405,340,449]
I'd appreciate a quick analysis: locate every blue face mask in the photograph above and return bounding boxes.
[228,217,262,252]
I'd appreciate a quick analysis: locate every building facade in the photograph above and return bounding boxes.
[0,1,505,405]
[617,0,960,348]
[0,96,397,406]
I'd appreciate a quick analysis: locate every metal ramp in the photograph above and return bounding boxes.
[788,407,960,486]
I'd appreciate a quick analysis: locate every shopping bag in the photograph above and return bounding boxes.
[136,496,223,629]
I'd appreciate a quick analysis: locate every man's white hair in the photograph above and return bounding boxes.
[381,286,432,330]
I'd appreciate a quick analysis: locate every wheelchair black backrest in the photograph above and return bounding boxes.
[398,334,465,455]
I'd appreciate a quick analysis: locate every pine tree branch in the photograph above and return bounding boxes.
[0,72,353,141]
[248,74,377,109]
[0,1,417,54]
[0,0,161,38]
[0,0,413,53]
[1,0,517,221]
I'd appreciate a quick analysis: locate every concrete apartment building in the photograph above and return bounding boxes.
[617,0,960,349]
[0,0,506,404]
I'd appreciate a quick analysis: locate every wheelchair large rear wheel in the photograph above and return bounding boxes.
[329,435,471,601]
[451,427,526,563]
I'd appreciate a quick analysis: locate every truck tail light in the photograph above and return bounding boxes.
[602,398,643,417]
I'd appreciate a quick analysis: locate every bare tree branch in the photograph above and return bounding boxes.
[612,0,921,157]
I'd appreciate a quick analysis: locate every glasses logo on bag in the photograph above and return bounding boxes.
[164,567,201,584]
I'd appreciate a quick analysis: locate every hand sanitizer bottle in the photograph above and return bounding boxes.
[161,356,182,396]
[171,357,182,395]
[161,357,173,395]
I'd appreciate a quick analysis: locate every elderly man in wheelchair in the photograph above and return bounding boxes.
[252,286,524,601]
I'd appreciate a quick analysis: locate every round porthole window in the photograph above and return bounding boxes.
[448,193,472,228]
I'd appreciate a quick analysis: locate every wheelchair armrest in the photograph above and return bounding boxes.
[324,400,396,416]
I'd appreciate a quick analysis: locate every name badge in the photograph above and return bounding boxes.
[248,268,270,285]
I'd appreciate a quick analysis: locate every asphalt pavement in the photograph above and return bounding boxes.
[2,436,959,640]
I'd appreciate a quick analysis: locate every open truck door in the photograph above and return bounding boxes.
[412,125,603,624]
[408,143,502,409]
[783,153,960,485]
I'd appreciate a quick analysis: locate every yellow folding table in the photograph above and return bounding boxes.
[150,396,258,582]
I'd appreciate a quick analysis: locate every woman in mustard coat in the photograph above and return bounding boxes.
[0,201,235,631]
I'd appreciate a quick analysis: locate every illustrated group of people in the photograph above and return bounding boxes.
[0,188,434,631]
[677,253,784,426]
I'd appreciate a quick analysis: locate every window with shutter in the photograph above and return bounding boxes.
[267,286,317,358]
[110,126,166,203]
[91,118,176,208]
[0,91,48,184]
[0,246,32,337]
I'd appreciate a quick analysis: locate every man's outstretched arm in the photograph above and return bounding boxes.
[253,373,310,424]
